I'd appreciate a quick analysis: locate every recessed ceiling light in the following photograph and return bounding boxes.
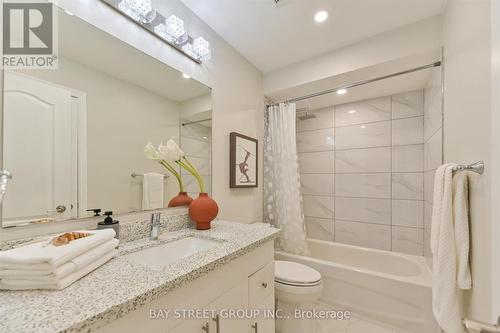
[314,10,329,23]
[336,88,347,95]
[182,73,191,79]
[348,110,356,114]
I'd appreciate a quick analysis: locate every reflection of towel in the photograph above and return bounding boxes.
[142,173,164,210]
[431,164,471,333]
[0,229,116,270]
[0,239,118,280]
[0,250,118,290]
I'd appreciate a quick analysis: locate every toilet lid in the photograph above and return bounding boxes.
[275,260,322,286]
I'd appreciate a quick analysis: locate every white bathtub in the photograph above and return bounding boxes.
[275,239,440,333]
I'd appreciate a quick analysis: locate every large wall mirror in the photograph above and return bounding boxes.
[1,6,212,228]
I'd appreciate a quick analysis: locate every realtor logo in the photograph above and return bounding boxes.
[2,1,58,69]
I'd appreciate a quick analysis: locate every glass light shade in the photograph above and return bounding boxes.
[181,43,198,59]
[154,15,187,45]
[192,37,211,61]
[118,0,156,24]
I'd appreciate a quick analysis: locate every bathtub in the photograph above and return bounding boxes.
[275,239,440,333]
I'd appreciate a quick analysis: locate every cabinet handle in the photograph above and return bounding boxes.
[213,314,220,333]
[252,322,258,333]
[262,282,268,288]
[202,322,210,332]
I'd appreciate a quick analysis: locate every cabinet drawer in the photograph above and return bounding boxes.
[249,262,274,308]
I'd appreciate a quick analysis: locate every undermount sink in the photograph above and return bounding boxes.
[125,236,222,270]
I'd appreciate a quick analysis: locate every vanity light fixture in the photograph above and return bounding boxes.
[314,10,329,23]
[336,88,347,95]
[118,0,156,23]
[154,15,188,45]
[102,0,211,64]
[192,37,211,61]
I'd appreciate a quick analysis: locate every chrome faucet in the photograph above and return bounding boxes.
[150,213,161,240]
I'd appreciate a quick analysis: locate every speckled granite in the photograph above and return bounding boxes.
[0,220,280,333]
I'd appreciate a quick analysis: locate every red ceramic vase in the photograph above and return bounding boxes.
[189,193,219,230]
[168,192,194,207]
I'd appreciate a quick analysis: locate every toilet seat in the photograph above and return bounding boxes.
[274,260,322,287]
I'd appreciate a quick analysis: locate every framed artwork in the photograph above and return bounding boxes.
[230,132,258,188]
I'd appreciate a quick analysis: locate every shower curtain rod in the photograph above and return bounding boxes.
[268,61,441,106]
[181,118,212,126]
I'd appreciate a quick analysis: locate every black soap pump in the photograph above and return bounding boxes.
[97,211,119,239]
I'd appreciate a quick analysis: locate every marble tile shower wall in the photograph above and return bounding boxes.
[297,90,430,255]
[423,68,444,261]
[180,122,212,197]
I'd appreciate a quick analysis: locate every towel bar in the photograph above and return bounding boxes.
[131,173,169,178]
[452,161,484,175]
[464,318,500,333]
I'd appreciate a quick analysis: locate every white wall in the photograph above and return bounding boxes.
[443,0,498,324]
[0,0,264,240]
[264,15,443,95]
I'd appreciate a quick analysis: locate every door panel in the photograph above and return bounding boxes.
[3,71,75,223]
[210,279,249,333]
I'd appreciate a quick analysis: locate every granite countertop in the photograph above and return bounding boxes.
[0,220,280,333]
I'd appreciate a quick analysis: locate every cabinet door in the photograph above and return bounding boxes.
[168,318,213,333]
[210,279,249,333]
[249,294,275,333]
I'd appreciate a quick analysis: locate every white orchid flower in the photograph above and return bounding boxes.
[158,138,185,162]
[144,142,160,160]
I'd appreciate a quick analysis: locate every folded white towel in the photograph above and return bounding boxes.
[0,229,115,270]
[0,238,118,280]
[431,164,471,333]
[0,249,118,290]
[142,172,164,210]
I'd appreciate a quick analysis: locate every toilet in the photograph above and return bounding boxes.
[274,260,323,333]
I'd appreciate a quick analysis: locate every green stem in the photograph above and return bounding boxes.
[159,160,185,192]
[176,160,205,193]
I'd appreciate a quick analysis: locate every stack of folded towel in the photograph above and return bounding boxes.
[0,229,118,290]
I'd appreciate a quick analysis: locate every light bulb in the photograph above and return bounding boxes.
[118,0,156,24]
[314,10,329,23]
[155,15,187,45]
[192,37,211,61]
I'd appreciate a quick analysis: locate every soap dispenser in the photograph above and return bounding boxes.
[97,211,119,239]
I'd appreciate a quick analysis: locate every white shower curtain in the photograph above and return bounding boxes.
[264,103,309,255]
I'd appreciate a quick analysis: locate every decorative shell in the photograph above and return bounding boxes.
[51,232,91,247]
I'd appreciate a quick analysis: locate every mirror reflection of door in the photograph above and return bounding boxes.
[2,71,79,225]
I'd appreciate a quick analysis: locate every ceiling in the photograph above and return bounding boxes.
[59,8,210,103]
[181,0,446,73]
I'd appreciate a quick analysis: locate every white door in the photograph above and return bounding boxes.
[3,71,76,224]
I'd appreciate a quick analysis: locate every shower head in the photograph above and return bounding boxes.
[297,108,316,120]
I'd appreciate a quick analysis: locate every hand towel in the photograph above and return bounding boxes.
[431,164,471,333]
[0,238,118,280]
[0,229,115,270]
[142,173,164,210]
[0,249,118,290]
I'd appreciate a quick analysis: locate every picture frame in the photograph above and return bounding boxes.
[230,132,258,188]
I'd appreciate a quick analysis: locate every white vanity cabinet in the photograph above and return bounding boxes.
[95,241,275,333]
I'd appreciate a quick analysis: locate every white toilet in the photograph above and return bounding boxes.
[274,260,323,333]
